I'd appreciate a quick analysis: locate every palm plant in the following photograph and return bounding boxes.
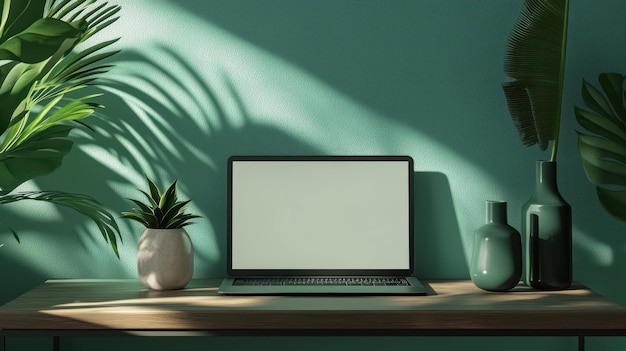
[576,73,626,221]
[121,178,201,229]
[502,0,570,161]
[0,0,122,256]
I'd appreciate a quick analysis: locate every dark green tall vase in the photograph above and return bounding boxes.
[522,160,572,290]
[470,200,522,291]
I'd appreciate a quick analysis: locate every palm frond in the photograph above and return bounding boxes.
[0,0,122,256]
[0,0,119,133]
[82,6,120,42]
[50,38,120,84]
[502,0,570,160]
[0,190,122,257]
[52,0,86,20]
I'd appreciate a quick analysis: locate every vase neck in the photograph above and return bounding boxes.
[535,160,559,194]
[486,200,507,224]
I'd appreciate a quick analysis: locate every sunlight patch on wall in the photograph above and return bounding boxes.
[80,142,147,182]
[85,0,513,267]
[0,183,64,222]
[575,228,614,267]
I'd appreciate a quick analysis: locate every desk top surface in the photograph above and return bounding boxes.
[1,279,626,334]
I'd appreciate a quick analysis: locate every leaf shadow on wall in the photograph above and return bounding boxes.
[35,44,319,277]
[29,43,469,280]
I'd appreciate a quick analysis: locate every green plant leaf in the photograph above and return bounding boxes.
[502,0,569,160]
[575,107,626,145]
[0,17,85,63]
[0,0,45,40]
[599,73,626,123]
[122,178,201,229]
[0,124,74,195]
[120,211,152,228]
[159,179,178,211]
[160,199,191,228]
[502,82,558,150]
[0,190,122,257]
[0,0,120,137]
[596,188,626,222]
[582,78,619,122]
[23,94,99,137]
[146,177,162,205]
[126,198,155,215]
[0,61,45,135]
[578,134,626,186]
[166,214,202,229]
[52,49,119,84]
[0,0,122,256]
[576,73,626,221]
[51,0,84,20]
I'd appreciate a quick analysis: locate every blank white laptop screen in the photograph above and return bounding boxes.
[229,157,412,271]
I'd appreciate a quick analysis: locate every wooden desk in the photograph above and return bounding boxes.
[1,279,626,351]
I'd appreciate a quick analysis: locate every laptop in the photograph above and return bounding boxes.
[218,155,426,295]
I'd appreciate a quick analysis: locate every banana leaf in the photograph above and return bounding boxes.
[576,73,626,221]
[502,0,570,160]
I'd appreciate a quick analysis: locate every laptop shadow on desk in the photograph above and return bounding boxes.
[413,172,468,281]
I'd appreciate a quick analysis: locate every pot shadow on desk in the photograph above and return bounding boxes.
[413,172,468,280]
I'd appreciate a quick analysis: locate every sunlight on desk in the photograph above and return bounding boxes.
[3,279,626,334]
[387,281,607,311]
[52,295,274,309]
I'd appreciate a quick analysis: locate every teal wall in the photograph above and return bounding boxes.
[2,0,626,350]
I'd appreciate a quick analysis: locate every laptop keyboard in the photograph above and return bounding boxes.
[233,277,410,286]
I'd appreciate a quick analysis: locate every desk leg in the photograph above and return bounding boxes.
[578,336,585,351]
[53,336,60,351]
[1,336,5,351]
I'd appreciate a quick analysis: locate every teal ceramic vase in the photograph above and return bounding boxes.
[522,160,572,290]
[470,200,522,291]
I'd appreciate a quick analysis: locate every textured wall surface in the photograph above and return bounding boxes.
[2,1,626,350]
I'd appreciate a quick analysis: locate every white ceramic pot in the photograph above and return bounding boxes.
[137,228,194,290]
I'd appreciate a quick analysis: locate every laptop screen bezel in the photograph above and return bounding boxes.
[227,155,415,277]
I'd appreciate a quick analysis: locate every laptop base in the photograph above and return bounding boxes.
[217,277,427,295]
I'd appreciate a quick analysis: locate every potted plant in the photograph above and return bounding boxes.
[502,0,572,289]
[0,0,122,255]
[575,73,626,221]
[121,177,201,290]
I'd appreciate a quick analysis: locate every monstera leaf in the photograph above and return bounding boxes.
[576,73,626,221]
[502,0,570,160]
